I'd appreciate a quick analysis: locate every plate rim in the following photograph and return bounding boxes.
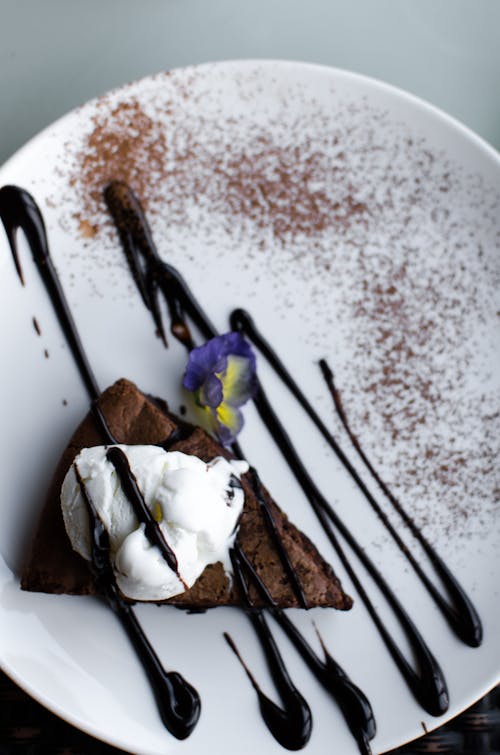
[0,58,498,179]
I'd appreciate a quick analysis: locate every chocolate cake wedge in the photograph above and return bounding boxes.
[21,378,352,610]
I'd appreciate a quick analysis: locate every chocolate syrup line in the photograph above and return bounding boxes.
[104,181,217,349]
[230,309,482,650]
[247,466,309,610]
[319,358,482,648]
[231,442,309,609]
[0,185,102,403]
[74,465,200,740]
[0,188,114,444]
[229,546,313,751]
[0,184,201,740]
[100,181,450,716]
[105,446,186,587]
[233,543,375,755]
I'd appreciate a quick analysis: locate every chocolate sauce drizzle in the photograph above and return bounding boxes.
[101,180,456,716]
[0,185,102,403]
[104,181,216,349]
[0,184,201,740]
[224,629,311,751]
[246,466,309,609]
[2,180,483,748]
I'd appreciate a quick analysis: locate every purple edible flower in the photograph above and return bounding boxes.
[182,332,257,445]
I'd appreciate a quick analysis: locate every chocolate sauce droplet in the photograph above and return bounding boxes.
[224,629,312,751]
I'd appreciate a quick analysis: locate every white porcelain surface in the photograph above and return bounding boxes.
[0,61,499,755]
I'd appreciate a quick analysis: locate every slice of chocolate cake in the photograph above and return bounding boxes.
[21,378,351,610]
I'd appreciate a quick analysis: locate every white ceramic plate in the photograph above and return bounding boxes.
[0,61,499,755]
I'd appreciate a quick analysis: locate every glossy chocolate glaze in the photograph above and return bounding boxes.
[0,184,201,740]
[224,629,312,752]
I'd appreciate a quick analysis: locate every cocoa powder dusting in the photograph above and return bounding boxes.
[68,96,368,243]
[58,68,499,541]
[72,100,169,234]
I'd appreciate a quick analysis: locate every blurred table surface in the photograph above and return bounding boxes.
[1,1,499,753]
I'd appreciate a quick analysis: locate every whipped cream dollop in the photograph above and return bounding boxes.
[61,445,248,601]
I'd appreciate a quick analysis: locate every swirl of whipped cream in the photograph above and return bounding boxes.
[61,445,248,601]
